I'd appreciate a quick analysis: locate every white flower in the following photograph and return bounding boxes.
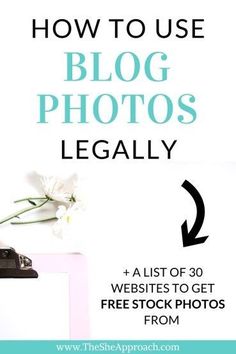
[40,175,77,203]
[53,203,81,238]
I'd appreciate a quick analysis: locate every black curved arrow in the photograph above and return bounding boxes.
[181,180,209,247]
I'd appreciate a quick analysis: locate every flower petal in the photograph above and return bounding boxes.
[56,205,67,219]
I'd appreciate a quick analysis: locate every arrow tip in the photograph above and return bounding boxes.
[183,235,209,247]
[182,220,209,247]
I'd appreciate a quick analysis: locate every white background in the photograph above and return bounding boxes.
[0,0,236,339]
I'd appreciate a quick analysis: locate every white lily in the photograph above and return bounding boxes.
[53,203,81,238]
[40,175,77,203]
[0,174,82,228]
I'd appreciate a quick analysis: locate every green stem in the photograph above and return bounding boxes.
[14,197,48,203]
[0,198,49,224]
[11,216,57,225]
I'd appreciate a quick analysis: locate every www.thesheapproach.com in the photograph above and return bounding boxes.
[56,342,180,353]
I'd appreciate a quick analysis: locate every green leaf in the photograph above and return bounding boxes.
[28,200,37,206]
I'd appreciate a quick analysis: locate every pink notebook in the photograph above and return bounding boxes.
[0,253,89,339]
[32,254,89,339]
